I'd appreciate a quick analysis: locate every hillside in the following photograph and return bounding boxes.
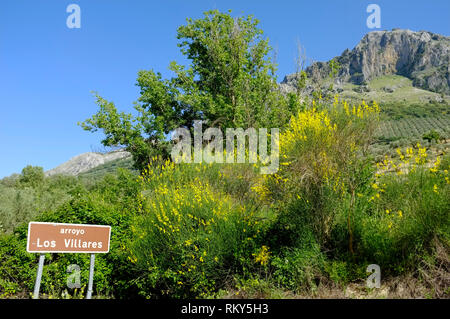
[78,156,136,179]
[45,150,131,177]
[340,75,450,104]
[281,29,450,98]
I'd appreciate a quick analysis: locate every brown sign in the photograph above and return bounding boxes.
[27,222,111,253]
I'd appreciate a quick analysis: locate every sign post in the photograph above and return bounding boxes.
[86,254,96,299]
[27,222,111,299]
[33,254,46,299]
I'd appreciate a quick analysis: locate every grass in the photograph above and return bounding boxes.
[340,75,450,104]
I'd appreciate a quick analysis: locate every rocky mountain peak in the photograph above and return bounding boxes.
[282,29,450,94]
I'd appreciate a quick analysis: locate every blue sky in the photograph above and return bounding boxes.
[1,0,449,178]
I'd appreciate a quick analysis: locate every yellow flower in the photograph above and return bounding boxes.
[128,256,138,264]
[253,246,270,266]
[433,184,438,194]
[430,156,440,172]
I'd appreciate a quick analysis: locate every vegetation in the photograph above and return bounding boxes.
[79,10,293,172]
[369,101,450,160]
[0,10,449,299]
[1,96,448,299]
[340,75,450,105]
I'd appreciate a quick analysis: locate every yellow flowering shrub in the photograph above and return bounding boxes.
[359,148,450,266]
[129,158,260,298]
[257,96,380,245]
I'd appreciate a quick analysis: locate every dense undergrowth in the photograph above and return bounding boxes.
[1,96,449,299]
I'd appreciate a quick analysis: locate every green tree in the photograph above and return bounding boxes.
[80,10,290,172]
[422,130,441,143]
[18,166,44,188]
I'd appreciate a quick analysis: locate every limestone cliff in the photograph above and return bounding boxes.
[281,29,450,94]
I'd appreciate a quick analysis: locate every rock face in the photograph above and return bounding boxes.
[45,150,131,176]
[282,29,450,94]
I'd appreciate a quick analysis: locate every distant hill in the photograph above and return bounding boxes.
[281,29,450,99]
[78,156,136,179]
[45,150,132,177]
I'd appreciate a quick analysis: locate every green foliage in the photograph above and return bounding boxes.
[355,168,450,272]
[296,71,308,93]
[18,166,45,188]
[80,10,292,172]
[0,174,20,188]
[79,157,136,182]
[379,101,449,120]
[328,58,340,79]
[261,98,379,248]
[128,160,261,298]
[0,186,37,234]
[371,102,450,158]
[271,244,325,292]
[327,58,341,91]
[1,141,449,298]
[0,169,141,299]
[0,173,84,234]
[422,129,442,143]
[79,94,160,172]
[377,110,450,140]
[223,277,287,299]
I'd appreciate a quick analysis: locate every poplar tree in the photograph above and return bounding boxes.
[80,10,290,171]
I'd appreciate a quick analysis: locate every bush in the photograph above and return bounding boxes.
[423,130,442,143]
[329,146,450,274]
[129,160,261,298]
[0,187,37,234]
[356,167,449,272]
[18,166,45,188]
[0,170,141,299]
[0,173,84,235]
[271,244,325,293]
[259,97,379,248]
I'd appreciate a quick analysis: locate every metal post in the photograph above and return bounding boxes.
[86,254,95,299]
[33,254,45,299]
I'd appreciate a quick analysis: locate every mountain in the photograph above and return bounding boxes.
[45,150,131,177]
[281,29,450,96]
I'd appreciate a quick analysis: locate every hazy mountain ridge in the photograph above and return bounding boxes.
[45,150,131,177]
